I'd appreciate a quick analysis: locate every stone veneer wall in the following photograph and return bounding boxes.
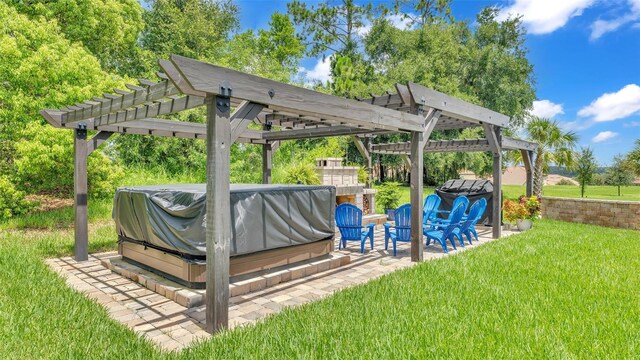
[541,197,640,230]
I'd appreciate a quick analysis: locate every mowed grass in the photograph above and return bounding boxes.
[182,220,640,358]
[2,169,640,358]
[1,217,640,358]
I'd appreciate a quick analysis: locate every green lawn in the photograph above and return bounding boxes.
[2,174,640,358]
[2,208,640,358]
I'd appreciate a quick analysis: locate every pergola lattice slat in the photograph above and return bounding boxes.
[59,79,179,124]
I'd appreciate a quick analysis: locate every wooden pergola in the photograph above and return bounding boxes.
[41,54,536,333]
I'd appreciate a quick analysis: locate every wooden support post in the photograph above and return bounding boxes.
[262,142,273,184]
[205,95,231,333]
[74,124,89,261]
[410,131,424,262]
[366,138,373,187]
[492,149,502,239]
[521,149,533,197]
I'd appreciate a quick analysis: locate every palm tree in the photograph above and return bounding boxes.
[525,117,579,196]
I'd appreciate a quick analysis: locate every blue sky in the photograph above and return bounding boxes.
[237,0,640,165]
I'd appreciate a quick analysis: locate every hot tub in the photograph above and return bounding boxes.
[113,184,336,287]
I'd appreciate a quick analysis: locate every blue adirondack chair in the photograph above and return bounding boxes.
[452,200,484,245]
[384,204,412,256]
[462,198,487,242]
[424,203,465,253]
[432,195,470,227]
[335,203,375,253]
[423,194,441,227]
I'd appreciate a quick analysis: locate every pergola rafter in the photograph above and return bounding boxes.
[41,54,537,334]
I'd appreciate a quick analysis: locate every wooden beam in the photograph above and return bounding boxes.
[261,126,387,141]
[351,136,370,161]
[270,140,281,153]
[230,101,264,143]
[395,83,412,107]
[165,55,424,132]
[502,137,538,151]
[205,96,231,333]
[407,82,510,127]
[421,109,441,148]
[74,126,89,261]
[87,131,114,154]
[410,131,424,262]
[522,149,534,197]
[483,124,500,153]
[40,109,63,127]
[159,59,207,98]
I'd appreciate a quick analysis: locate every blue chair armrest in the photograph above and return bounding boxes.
[365,223,376,229]
[383,223,392,229]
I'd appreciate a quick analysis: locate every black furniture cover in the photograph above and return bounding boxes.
[113,184,336,260]
[435,179,496,225]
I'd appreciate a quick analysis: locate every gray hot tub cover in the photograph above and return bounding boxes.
[113,184,336,259]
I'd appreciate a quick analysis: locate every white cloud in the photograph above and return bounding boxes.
[498,0,596,34]
[590,0,640,39]
[356,24,371,37]
[530,99,564,118]
[387,14,414,30]
[356,13,416,37]
[624,120,640,127]
[578,84,640,122]
[302,56,332,84]
[559,120,593,132]
[592,131,619,143]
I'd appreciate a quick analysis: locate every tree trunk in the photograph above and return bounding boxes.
[533,148,544,197]
[618,185,621,196]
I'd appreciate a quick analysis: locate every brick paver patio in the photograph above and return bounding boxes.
[46,227,511,352]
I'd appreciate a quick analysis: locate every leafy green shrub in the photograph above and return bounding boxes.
[518,195,541,220]
[358,166,369,184]
[557,178,576,186]
[377,182,401,210]
[502,199,526,223]
[0,176,31,220]
[14,123,124,198]
[280,162,320,185]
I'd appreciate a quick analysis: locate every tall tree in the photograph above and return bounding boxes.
[575,147,597,198]
[605,154,635,196]
[142,0,239,61]
[525,117,578,196]
[0,3,123,194]
[287,0,371,57]
[626,139,640,176]
[7,0,147,75]
[393,0,453,26]
[462,8,536,125]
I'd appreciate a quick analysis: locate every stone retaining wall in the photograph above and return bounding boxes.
[541,197,640,230]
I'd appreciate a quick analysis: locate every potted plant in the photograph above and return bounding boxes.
[516,195,541,231]
[377,182,401,220]
[502,199,527,231]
